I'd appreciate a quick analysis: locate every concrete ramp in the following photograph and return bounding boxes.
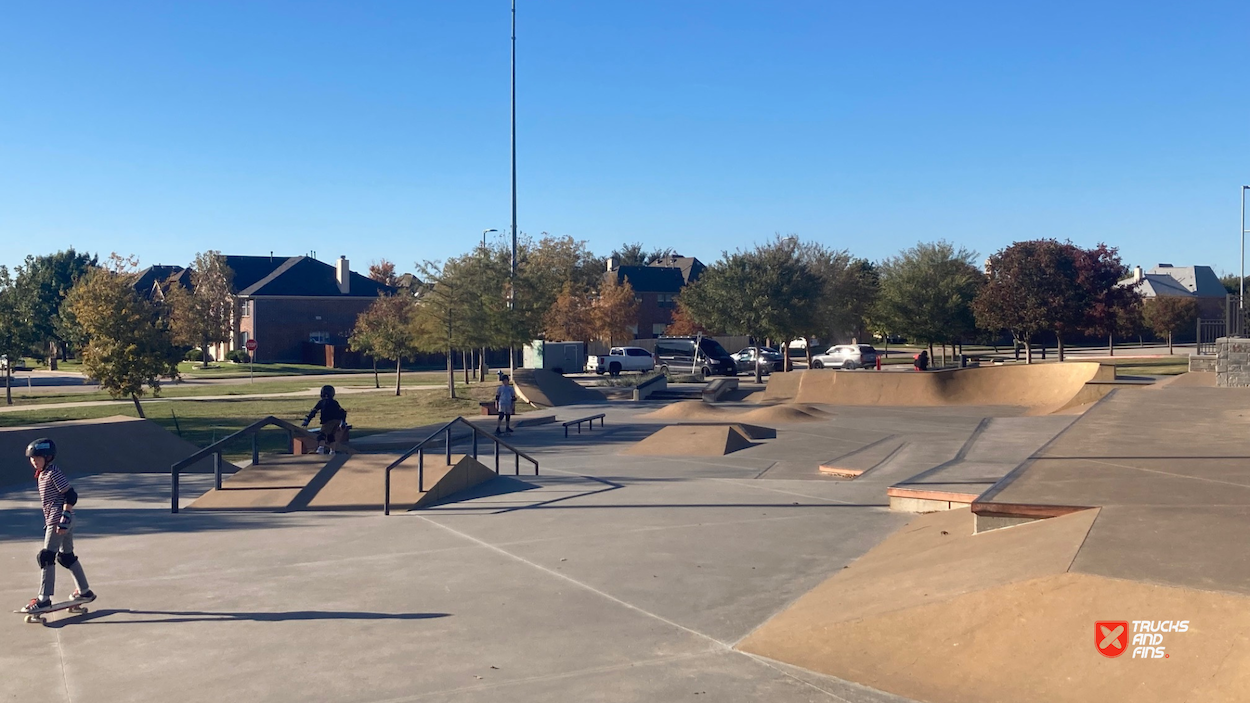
[188,453,497,511]
[762,363,1117,413]
[641,401,831,424]
[738,507,1250,703]
[0,416,214,488]
[511,368,604,407]
[623,425,754,456]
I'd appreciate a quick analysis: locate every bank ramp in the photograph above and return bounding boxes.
[0,416,214,489]
[762,362,1118,414]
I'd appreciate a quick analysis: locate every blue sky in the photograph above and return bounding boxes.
[2,2,1248,277]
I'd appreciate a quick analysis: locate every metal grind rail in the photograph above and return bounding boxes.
[169,415,321,514]
[384,416,538,515]
[563,413,605,437]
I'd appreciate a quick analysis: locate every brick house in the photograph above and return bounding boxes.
[228,255,395,363]
[604,255,705,339]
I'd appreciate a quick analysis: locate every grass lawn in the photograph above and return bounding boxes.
[0,383,529,459]
[1100,356,1189,376]
[0,374,452,406]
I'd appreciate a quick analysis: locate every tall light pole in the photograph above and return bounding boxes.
[1242,185,1249,313]
[509,0,518,372]
[482,228,497,250]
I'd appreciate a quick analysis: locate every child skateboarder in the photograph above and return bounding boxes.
[495,375,516,435]
[302,385,347,454]
[21,438,95,614]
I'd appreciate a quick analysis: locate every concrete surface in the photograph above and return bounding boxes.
[512,368,605,407]
[976,382,1250,595]
[622,424,755,456]
[0,401,935,703]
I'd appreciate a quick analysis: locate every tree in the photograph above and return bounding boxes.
[368,260,400,287]
[1142,297,1200,354]
[594,276,640,345]
[610,242,675,267]
[543,282,595,341]
[795,244,880,365]
[350,294,421,396]
[1077,244,1139,356]
[415,257,476,398]
[665,302,708,336]
[166,251,235,368]
[0,267,27,405]
[64,255,180,417]
[13,249,98,369]
[974,240,1079,364]
[681,236,822,380]
[876,242,981,364]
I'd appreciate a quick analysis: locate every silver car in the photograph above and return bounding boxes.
[810,344,878,370]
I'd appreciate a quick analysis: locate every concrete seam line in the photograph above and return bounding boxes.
[414,513,732,650]
[709,478,861,505]
[1084,458,1250,489]
[54,630,73,703]
[736,652,866,703]
[362,651,715,703]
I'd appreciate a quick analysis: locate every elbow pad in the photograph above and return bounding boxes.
[64,487,78,507]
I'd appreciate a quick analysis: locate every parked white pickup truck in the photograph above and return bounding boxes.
[588,347,656,376]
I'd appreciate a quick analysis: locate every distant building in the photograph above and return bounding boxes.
[1118,264,1226,318]
[604,254,705,338]
[228,255,395,363]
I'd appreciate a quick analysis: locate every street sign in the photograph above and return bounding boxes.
[245,339,258,352]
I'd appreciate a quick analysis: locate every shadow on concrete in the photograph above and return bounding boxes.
[0,507,352,541]
[46,609,451,628]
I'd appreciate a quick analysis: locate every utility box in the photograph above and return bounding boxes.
[523,340,585,375]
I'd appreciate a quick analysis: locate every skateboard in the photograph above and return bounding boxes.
[14,597,92,624]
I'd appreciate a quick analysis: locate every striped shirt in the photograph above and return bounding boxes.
[38,464,72,528]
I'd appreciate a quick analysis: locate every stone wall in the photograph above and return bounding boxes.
[1189,355,1216,373]
[1215,337,1250,386]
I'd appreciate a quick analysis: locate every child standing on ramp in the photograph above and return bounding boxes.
[21,438,95,614]
[302,385,347,454]
[495,375,516,435]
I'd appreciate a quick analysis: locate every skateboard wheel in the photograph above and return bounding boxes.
[24,615,43,624]
[70,606,86,614]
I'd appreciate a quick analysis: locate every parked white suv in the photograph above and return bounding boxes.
[810,344,878,370]
[589,347,656,376]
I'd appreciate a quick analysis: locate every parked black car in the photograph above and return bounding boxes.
[732,347,785,374]
[654,337,738,379]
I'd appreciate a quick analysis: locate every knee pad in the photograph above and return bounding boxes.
[37,549,55,568]
[56,552,78,568]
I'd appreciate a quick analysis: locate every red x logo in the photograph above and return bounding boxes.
[1096,621,1129,658]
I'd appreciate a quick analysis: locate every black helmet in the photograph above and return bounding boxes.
[320,385,335,399]
[26,438,56,460]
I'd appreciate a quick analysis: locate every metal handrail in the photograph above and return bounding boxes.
[169,415,321,514]
[563,413,605,437]
[384,416,539,515]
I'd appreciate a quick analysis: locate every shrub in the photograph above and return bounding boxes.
[183,348,214,362]
[225,349,250,363]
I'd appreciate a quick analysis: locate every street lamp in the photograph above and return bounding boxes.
[482,228,497,250]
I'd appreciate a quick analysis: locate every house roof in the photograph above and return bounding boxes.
[235,256,394,297]
[132,265,186,294]
[607,265,685,293]
[1149,265,1225,297]
[1117,264,1226,299]
[649,255,705,285]
[222,255,290,292]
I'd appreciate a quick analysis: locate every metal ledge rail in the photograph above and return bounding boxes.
[384,416,538,515]
[170,416,322,514]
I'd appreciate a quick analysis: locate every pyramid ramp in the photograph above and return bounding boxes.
[187,453,497,512]
[622,424,754,456]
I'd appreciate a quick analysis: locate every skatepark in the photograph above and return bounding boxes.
[2,363,1247,702]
